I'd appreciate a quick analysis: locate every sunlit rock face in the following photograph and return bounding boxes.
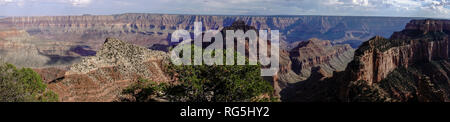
[48,38,170,102]
[282,19,450,102]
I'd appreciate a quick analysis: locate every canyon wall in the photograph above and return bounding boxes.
[348,20,450,85]
[0,14,415,69]
[283,19,450,102]
[0,14,415,48]
[340,19,450,102]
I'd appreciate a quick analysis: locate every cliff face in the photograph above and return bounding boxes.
[283,19,450,102]
[0,28,83,68]
[206,21,355,96]
[47,38,170,102]
[289,39,354,80]
[0,14,415,48]
[348,20,450,86]
[66,38,168,75]
[0,14,414,69]
[402,20,450,35]
[342,19,450,102]
[276,39,354,97]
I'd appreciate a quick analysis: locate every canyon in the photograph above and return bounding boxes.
[27,20,356,102]
[0,14,415,47]
[274,38,354,95]
[284,19,450,102]
[1,13,438,102]
[0,14,415,69]
[47,38,170,102]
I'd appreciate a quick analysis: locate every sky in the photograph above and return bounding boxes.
[0,0,449,18]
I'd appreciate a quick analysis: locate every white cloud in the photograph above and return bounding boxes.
[419,0,450,15]
[352,0,369,6]
[0,0,449,18]
[69,0,91,6]
[159,0,450,17]
[0,0,93,7]
[0,0,14,5]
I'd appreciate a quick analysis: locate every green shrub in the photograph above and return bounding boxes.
[122,78,165,102]
[123,44,276,102]
[165,44,275,102]
[0,63,58,102]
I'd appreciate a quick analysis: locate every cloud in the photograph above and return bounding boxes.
[0,0,449,18]
[150,0,450,18]
[0,0,93,7]
[0,0,14,5]
[69,0,91,6]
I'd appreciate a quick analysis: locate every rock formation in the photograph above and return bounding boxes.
[0,14,415,49]
[272,38,355,96]
[288,38,354,81]
[341,19,450,102]
[283,19,450,102]
[0,14,434,102]
[198,20,355,96]
[47,38,170,102]
[0,14,415,69]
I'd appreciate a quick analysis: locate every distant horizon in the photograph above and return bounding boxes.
[0,0,449,18]
[0,12,437,19]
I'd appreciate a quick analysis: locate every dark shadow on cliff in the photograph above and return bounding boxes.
[69,45,97,56]
[149,44,170,52]
[280,67,343,102]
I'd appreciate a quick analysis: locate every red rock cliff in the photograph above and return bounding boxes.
[340,19,450,101]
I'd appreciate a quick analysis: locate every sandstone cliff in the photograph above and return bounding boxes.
[346,20,449,85]
[289,38,354,81]
[341,19,450,102]
[283,19,450,102]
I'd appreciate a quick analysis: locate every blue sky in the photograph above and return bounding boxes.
[0,0,449,18]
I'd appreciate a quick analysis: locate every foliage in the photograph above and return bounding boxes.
[123,43,276,102]
[166,63,274,102]
[347,80,392,102]
[121,78,183,102]
[378,67,419,101]
[164,44,275,102]
[355,36,409,57]
[0,63,58,102]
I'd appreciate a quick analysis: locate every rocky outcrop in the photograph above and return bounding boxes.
[66,38,168,75]
[275,39,354,97]
[289,39,354,80]
[403,19,450,34]
[347,20,450,86]
[340,20,450,102]
[202,21,355,96]
[283,19,450,102]
[48,38,170,102]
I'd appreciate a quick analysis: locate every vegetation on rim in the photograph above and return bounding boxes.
[121,44,276,102]
[0,63,58,102]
